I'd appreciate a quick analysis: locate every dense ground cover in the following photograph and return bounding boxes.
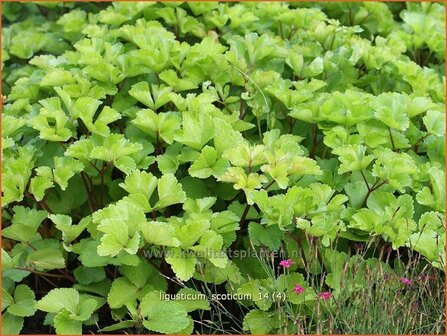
[1,1,445,334]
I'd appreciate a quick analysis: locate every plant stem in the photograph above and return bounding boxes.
[287,26,298,40]
[278,22,284,39]
[229,203,251,253]
[361,180,386,208]
[99,162,110,208]
[25,241,37,251]
[25,193,53,214]
[239,99,245,119]
[406,133,430,153]
[289,233,308,270]
[80,172,95,213]
[388,127,396,151]
[309,123,319,158]
[39,275,58,287]
[360,171,370,190]
[263,179,276,190]
[15,267,75,282]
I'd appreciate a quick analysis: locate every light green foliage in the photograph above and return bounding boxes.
[3,284,37,317]
[28,97,74,141]
[35,288,103,334]
[189,146,230,178]
[333,145,374,174]
[1,2,445,335]
[119,171,186,212]
[2,206,47,242]
[129,82,173,111]
[93,201,144,257]
[133,108,180,144]
[140,291,191,333]
[174,110,215,151]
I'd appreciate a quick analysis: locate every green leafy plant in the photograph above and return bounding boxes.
[1,1,445,335]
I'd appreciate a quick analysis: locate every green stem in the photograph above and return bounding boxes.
[388,127,396,151]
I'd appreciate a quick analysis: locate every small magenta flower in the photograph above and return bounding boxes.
[318,291,332,300]
[293,284,304,294]
[279,259,294,268]
[401,277,412,285]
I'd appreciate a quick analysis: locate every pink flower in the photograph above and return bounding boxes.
[293,284,304,294]
[318,291,332,300]
[401,277,412,285]
[279,259,294,268]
